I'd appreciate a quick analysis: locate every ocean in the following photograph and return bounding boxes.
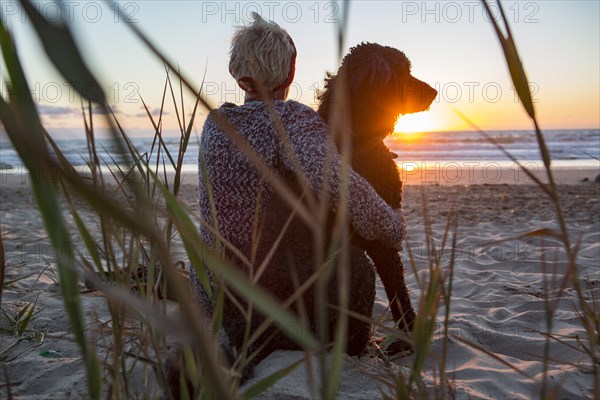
[386,129,600,162]
[1,129,599,171]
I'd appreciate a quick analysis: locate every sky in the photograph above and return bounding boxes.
[1,0,599,137]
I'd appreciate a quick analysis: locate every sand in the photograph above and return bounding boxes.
[1,173,599,399]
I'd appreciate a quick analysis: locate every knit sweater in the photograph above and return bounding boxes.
[197,100,404,260]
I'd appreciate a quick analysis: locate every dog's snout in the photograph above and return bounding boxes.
[414,78,437,106]
[400,77,437,113]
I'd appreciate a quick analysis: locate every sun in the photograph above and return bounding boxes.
[394,112,437,135]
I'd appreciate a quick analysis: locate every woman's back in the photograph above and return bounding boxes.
[198,99,320,255]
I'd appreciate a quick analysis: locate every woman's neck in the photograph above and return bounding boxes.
[244,88,288,103]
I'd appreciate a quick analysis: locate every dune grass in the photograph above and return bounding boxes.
[0,0,597,398]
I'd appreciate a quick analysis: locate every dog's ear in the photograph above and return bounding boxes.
[316,71,337,122]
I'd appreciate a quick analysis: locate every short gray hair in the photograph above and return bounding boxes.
[229,13,296,92]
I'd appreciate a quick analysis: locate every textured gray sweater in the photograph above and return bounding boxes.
[196,100,404,260]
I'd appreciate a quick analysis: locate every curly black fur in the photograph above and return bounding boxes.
[317,42,437,331]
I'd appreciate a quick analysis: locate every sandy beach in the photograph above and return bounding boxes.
[1,173,599,398]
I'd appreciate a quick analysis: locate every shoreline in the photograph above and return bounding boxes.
[396,159,600,185]
[1,160,599,188]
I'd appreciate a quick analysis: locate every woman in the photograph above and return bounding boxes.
[191,13,406,374]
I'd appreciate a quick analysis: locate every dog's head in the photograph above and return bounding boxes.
[318,43,437,140]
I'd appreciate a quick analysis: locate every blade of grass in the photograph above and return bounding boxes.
[321,3,353,395]
[0,232,4,304]
[480,0,534,120]
[0,23,102,399]
[66,193,103,272]
[18,0,104,104]
[440,211,459,399]
[2,272,40,287]
[16,294,39,336]
[407,189,443,397]
[140,96,177,171]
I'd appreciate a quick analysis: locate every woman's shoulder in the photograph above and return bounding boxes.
[282,100,316,114]
[203,102,254,128]
[280,100,325,125]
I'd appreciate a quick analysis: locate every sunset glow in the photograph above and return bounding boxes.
[394,112,438,134]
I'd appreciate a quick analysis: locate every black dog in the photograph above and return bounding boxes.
[317,42,437,334]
